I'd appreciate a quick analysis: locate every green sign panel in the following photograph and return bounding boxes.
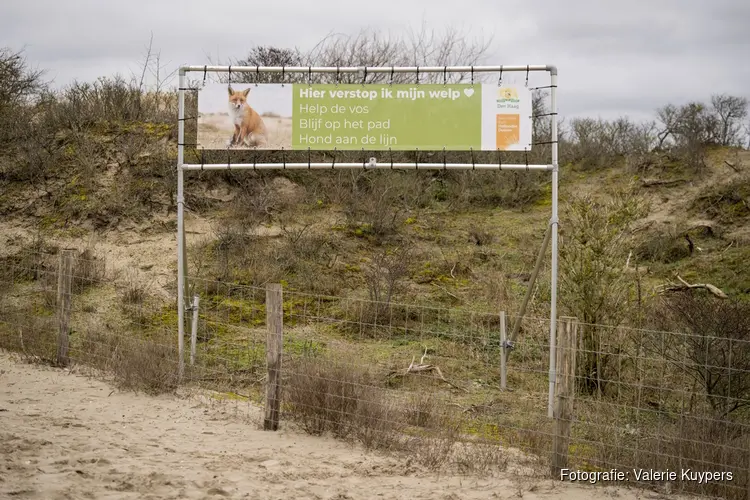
[293,84,481,150]
[196,83,532,151]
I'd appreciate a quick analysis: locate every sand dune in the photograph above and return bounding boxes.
[1,352,678,499]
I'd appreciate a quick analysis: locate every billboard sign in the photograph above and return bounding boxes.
[196,83,532,151]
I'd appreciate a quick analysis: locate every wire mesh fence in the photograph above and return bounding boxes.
[1,249,748,498]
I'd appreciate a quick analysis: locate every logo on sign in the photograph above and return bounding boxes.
[496,87,520,110]
[497,87,519,102]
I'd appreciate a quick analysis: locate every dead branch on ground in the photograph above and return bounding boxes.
[656,275,728,299]
[724,160,740,173]
[388,348,467,392]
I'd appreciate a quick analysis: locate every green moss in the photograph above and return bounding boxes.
[534,183,552,207]
[105,121,172,139]
[461,421,502,441]
[344,264,361,273]
[203,341,265,372]
[209,391,249,402]
[63,226,89,238]
[142,122,172,138]
[414,262,439,283]
[284,336,326,357]
[199,318,231,339]
[148,305,179,329]
[39,215,60,229]
[352,223,373,237]
[435,274,469,287]
[208,296,266,326]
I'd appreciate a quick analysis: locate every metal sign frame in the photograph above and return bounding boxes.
[176,64,559,417]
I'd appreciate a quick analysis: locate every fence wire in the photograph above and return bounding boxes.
[0,250,747,498]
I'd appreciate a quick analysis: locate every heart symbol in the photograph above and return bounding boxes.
[464,88,475,97]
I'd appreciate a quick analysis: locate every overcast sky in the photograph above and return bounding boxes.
[2,0,749,124]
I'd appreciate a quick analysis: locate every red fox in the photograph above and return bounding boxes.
[227,86,267,148]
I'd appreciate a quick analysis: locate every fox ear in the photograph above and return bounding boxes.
[227,86,233,96]
[242,88,251,97]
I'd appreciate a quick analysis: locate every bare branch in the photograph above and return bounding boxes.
[656,275,729,299]
[388,348,468,392]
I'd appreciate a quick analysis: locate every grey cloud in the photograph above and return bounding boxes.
[527,0,750,68]
[1,0,748,124]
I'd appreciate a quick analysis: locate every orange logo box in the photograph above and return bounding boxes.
[496,114,520,150]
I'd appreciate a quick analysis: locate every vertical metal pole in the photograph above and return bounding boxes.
[500,310,507,390]
[190,294,200,366]
[547,67,559,419]
[177,68,186,381]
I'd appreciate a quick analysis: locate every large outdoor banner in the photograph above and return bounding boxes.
[196,83,532,151]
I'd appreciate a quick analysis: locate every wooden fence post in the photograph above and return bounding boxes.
[551,316,578,478]
[264,283,283,431]
[499,310,507,390]
[56,249,74,367]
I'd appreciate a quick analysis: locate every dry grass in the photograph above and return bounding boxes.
[0,301,177,398]
[119,269,149,306]
[0,309,57,365]
[692,171,750,224]
[283,355,404,449]
[570,398,749,499]
[634,230,692,264]
[282,353,513,474]
[72,329,180,395]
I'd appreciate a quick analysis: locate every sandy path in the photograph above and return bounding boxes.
[0,352,665,500]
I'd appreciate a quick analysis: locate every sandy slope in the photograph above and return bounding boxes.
[0,352,676,500]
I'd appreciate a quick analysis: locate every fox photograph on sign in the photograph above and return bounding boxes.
[196,83,532,151]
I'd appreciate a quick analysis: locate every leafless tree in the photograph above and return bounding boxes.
[305,24,492,85]
[654,101,727,173]
[216,23,494,86]
[0,47,45,108]
[655,103,678,150]
[306,29,410,84]
[403,21,493,83]
[364,245,414,307]
[229,46,306,84]
[675,102,720,146]
[129,33,178,120]
[531,91,550,143]
[567,117,655,168]
[710,94,748,147]
[0,46,50,181]
[0,47,46,147]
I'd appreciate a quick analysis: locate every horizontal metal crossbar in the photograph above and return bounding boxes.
[181,162,552,171]
[180,65,556,75]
